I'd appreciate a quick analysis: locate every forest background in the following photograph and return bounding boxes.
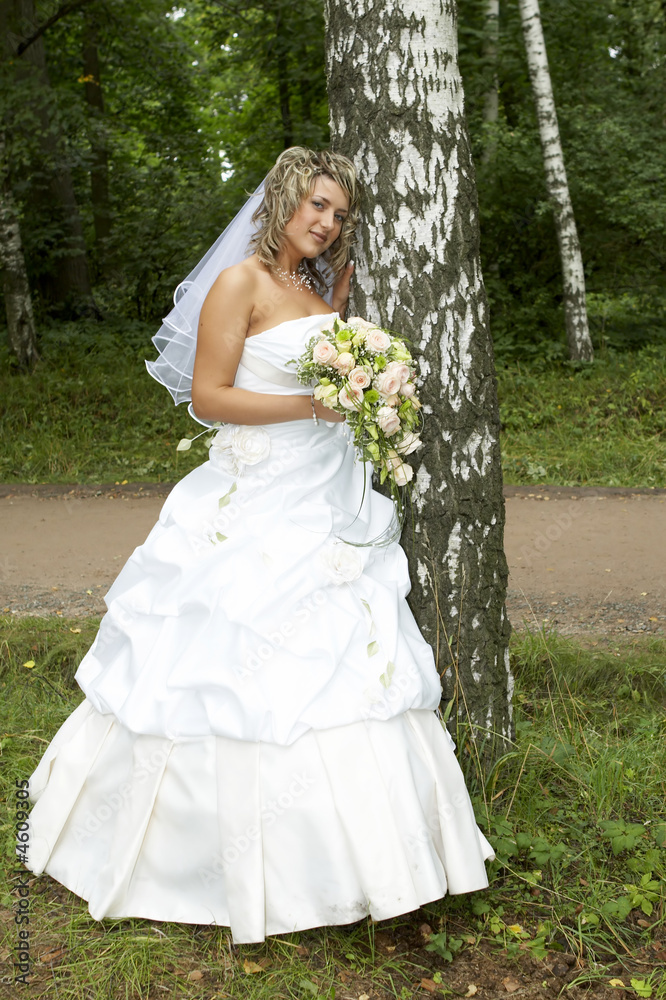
[1,0,665,489]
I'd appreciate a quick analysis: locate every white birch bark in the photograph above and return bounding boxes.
[0,131,39,367]
[518,0,593,361]
[325,0,513,753]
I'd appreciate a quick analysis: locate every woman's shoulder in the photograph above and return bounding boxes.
[209,256,261,295]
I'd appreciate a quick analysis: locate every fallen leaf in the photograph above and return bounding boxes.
[243,959,264,974]
[637,919,650,928]
[296,944,309,957]
[420,980,438,994]
[38,947,67,965]
[502,977,522,993]
[466,986,478,997]
[359,994,370,1000]
[187,970,203,981]
[608,979,625,988]
[419,922,433,939]
[69,627,81,633]
[22,660,35,669]
[507,924,524,934]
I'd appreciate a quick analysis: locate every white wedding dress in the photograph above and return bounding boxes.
[25,312,494,944]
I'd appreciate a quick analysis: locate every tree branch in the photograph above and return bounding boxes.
[16,0,98,56]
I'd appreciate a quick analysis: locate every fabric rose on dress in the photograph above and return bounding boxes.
[209,425,271,476]
[312,339,338,365]
[319,540,364,584]
[331,352,355,375]
[338,385,364,410]
[376,405,401,437]
[374,369,402,398]
[364,328,392,354]
[348,366,372,390]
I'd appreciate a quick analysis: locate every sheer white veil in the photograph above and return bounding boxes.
[146,177,335,426]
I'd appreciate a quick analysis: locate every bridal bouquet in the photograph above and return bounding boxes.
[293,316,423,489]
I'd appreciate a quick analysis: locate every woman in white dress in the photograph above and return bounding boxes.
[24,147,493,945]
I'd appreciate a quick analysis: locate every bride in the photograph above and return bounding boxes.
[24,147,493,945]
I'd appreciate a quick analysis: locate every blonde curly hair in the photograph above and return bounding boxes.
[249,146,360,295]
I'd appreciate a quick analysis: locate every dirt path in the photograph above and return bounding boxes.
[1,483,665,635]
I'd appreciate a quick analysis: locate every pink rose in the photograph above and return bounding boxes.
[347,316,375,330]
[374,370,402,397]
[312,339,338,365]
[400,382,416,398]
[348,366,372,390]
[332,351,355,374]
[386,361,411,384]
[384,393,401,407]
[338,385,364,410]
[364,328,392,353]
[376,405,401,437]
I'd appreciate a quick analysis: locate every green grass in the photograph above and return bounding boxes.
[1,323,665,486]
[498,347,666,487]
[1,620,665,998]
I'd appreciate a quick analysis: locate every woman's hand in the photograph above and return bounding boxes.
[314,398,346,422]
[331,261,354,319]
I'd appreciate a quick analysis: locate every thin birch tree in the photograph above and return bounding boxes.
[325,0,513,759]
[0,131,39,367]
[518,0,593,361]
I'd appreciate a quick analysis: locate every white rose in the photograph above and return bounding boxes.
[374,369,402,397]
[386,361,411,384]
[395,431,422,455]
[376,405,402,437]
[209,425,270,475]
[209,426,240,475]
[338,385,364,410]
[365,328,392,353]
[400,382,416,398]
[312,339,338,365]
[348,366,372,390]
[332,351,355,374]
[384,448,414,486]
[314,383,339,407]
[347,316,376,331]
[231,426,271,466]
[320,541,364,584]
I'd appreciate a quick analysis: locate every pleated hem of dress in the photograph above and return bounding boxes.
[24,700,494,945]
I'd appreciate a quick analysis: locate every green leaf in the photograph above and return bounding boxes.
[177,438,192,452]
[218,482,238,507]
[379,661,395,688]
[367,640,379,657]
[215,532,227,542]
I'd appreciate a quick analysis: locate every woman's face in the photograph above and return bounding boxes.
[283,175,350,258]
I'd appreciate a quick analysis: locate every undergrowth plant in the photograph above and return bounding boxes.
[1,620,664,998]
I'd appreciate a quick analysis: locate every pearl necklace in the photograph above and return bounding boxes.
[274,262,315,292]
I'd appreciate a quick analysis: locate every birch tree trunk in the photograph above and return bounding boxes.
[325,0,513,758]
[483,1,500,132]
[518,0,593,362]
[0,131,39,368]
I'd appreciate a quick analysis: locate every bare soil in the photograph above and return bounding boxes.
[1,483,665,635]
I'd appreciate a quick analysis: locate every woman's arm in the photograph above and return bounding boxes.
[190,266,343,425]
